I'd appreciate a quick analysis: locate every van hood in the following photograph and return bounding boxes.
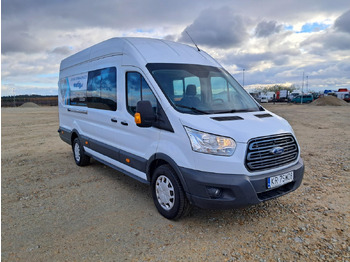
[179,111,294,143]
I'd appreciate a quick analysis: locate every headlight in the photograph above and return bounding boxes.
[184,126,236,156]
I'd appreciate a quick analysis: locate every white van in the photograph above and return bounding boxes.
[58,37,304,219]
[260,96,269,103]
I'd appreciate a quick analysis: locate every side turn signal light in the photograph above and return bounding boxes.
[135,113,141,124]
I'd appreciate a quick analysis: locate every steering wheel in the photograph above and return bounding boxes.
[212,98,225,105]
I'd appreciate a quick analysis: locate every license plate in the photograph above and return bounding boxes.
[267,171,294,189]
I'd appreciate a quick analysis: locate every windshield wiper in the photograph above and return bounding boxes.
[213,109,259,114]
[213,109,238,114]
[174,104,210,114]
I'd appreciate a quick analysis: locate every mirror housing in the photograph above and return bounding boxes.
[135,100,156,127]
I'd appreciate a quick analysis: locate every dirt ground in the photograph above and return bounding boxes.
[1,104,350,261]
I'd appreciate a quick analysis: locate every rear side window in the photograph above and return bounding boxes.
[87,67,117,111]
[126,72,157,116]
[64,73,88,106]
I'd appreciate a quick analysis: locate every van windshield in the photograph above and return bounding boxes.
[146,63,261,114]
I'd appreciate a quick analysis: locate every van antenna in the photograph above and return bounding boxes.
[185,31,200,52]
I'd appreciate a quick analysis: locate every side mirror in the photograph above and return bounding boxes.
[135,100,156,128]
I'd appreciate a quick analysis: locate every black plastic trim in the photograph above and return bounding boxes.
[211,116,244,121]
[146,153,189,192]
[179,158,304,209]
[59,127,148,174]
[153,102,174,132]
[254,113,273,118]
[120,150,147,173]
[85,137,147,173]
[58,126,72,145]
[88,138,120,162]
[84,151,149,185]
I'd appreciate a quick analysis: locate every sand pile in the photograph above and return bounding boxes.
[311,96,349,106]
[20,102,40,107]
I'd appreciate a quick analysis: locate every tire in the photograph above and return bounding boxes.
[72,137,90,166]
[151,165,190,220]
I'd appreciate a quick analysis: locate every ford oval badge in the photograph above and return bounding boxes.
[271,147,284,155]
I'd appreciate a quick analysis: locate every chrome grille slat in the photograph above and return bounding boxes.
[248,153,298,168]
[247,155,298,170]
[249,137,294,150]
[247,145,297,160]
[249,140,295,151]
[245,134,299,171]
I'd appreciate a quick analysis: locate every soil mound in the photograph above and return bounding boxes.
[311,96,349,106]
[20,102,40,108]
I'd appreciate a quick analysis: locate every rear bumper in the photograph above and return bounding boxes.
[58,126,72,145]
[180,159,304,209]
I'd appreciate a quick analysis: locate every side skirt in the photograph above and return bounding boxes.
[84,147,149,185]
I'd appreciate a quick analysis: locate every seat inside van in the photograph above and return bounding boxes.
[180,84,201,107]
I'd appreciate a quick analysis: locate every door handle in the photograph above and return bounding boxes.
[67,108,88,114]
[121,121,128,126]
[111,118,118,123]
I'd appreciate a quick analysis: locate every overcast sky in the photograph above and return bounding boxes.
[2,0,350,96]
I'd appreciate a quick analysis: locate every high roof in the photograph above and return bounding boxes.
[60,37,221,71]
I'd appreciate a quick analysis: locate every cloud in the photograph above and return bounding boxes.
[302,32,350,53]
[255,21,283,38]
[1,0,199,54]
[50,46,73,56]
[2,0,350,95]
[2,32,42,54]
[322,32,350,50]
[222,48,300,70]
[178,7,249,49]
[300,10,350,55]
[334,9,350,33]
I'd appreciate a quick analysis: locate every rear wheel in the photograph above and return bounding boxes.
[151,165,190,220]
[72,137,90,166]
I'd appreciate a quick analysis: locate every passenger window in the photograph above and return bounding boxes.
[211,77,227,101]
[173,80,184,102]
[126,72,157,116]
[59,78,70,105]
[211,76,237,103]
[66,73,88,106]
[87,67,117,111]
[184,76,201,98]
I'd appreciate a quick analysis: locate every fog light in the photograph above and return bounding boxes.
[207,187,222,199]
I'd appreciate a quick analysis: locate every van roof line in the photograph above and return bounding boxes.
[60,52,123,72]
[60,37,221,72]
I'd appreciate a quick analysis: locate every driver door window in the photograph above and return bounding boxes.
[126,72,157,116]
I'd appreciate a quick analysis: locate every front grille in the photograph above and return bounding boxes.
[245,134,298,172]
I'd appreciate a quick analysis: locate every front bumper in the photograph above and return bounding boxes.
[180,158,304,209]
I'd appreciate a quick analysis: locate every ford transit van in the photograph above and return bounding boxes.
[58,37,304,219]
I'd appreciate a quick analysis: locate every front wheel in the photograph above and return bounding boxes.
[72,137,90,166]
[151,165,190,220]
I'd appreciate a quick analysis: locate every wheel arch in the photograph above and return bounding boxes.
[146,153,189,193]
[70,129,80,148]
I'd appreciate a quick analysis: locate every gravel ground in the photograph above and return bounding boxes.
[1,104,350,261]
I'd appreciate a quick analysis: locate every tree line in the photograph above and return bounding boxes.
[1,95,58,107]
[257,84,297,94]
